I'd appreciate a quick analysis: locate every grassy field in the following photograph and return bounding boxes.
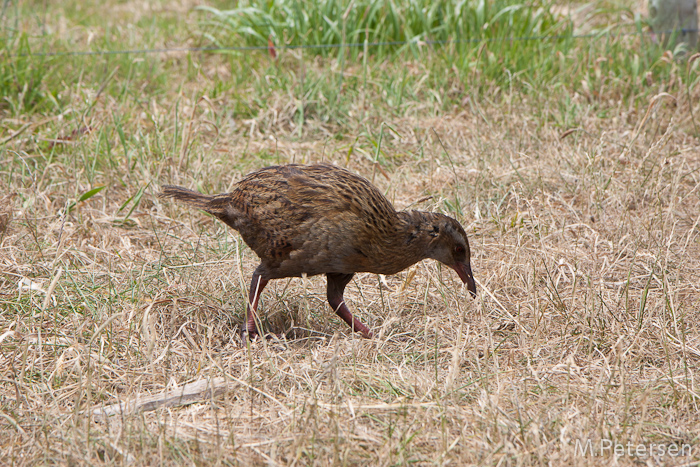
[2,0,700,465]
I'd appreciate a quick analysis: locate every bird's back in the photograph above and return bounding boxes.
[198,164,401,278]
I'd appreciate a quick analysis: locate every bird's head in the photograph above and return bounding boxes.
[423,213,477,297]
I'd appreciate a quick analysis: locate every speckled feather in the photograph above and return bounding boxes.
[160,163,476,338]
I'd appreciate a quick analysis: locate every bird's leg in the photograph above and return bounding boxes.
[245,267,269,338]
[326,273,373,338]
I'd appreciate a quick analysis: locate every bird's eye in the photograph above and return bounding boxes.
[455,246,465,254]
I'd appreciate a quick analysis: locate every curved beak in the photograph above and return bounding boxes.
[451,261,476,297]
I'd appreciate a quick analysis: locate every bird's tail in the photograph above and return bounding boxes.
[159,185,214,211]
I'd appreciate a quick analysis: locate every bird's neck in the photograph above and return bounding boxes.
[384,210,441,268]
[397,210,442,236]
[346,210,442,276]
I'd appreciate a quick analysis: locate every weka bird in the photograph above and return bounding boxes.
[160,163,476,339]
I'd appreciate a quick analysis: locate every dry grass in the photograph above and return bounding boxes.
[2,2,700,465]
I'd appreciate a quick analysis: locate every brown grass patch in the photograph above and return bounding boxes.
[2,19,700,466]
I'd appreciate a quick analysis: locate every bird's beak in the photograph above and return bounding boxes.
[451,261,476,297]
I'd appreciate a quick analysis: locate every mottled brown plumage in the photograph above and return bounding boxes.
[160,163,476,338]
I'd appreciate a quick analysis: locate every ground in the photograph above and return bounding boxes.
[1,1,700,465]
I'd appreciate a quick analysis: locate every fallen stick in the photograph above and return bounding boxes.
[93,377,228,419]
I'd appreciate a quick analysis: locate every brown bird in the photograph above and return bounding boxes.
[160,163,476,339]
